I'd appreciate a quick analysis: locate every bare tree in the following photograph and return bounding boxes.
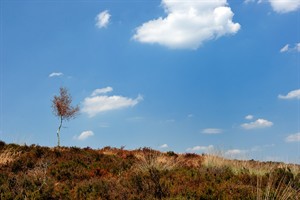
[52,87,79,147]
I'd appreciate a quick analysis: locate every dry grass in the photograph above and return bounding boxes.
[0,143,299,199]
[0,148,21,165]
[203,153,300,176]
[257,174,300,200]
[135,150,177,172]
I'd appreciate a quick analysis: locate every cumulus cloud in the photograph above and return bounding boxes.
[241,119,273,129]
[278,89,300,100]
[82,87,143,117]
[202,128,223,134]
[91,87,113,96]
[159,144,169,148]
[74,131,94,141]
[245,0,300,13]
[268,0,300,13]
[186,145,214,152]
[285,133,300,142]
[133,0,240,49]
[245,115,254,120]
[49,72,63,77]
[95,10,111,28]
[280,43,300,53]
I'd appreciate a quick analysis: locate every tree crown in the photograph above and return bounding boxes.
[52,87,79,120]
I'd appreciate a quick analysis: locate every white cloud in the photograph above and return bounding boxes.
[278,89,300,100]
[285,133,300,142]
[251,144,275,152]
[296,43,300,52]
[99,122,110,128]
[225,149,246,156]
[224,149,248,159]
[268,0,300,13]
[188,114,194,118]
[245,0,300,13]
[241,118,273,129]
[126,116,144,122]
[95,10,111,28]
[280,44,289,52]
[245,115,254,120]
[186,145,214,152]
[280,43,300,53]
[91,87,113,96]
[133,0,240,49]
[49,72,63,77]
[244,0,256,4]
[74,131,94,141]
[165,119,175,123]
[82,88,143,117]
[202,128,223,134]
[160,144,169,148]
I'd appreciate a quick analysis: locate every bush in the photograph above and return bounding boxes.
[0,140,6,149]
[166,151,177,157]
[1,143,300,199]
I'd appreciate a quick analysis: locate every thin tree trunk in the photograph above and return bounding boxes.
[57,116,63,147]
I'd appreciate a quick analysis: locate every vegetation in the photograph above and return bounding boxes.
[52,87,79,147]
[0,141,299,199]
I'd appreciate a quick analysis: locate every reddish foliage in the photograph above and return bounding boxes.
[52,87,79,121]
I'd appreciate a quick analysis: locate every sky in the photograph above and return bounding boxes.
[0,0,300,164]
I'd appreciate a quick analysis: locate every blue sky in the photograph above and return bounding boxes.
[1,0,300,163]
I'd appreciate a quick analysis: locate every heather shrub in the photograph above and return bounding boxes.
[0,142,300,199]
[0,140,6,149]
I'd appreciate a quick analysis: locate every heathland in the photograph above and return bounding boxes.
[0,141,299,199]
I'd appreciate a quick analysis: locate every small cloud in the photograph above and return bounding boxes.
[296,43,300,52]
[245,0,300,13]
[280,44,289,52]
[49,72,63,78]
[268,0,300,13]
[188,114,194,118]
[82,87,143,117]
[133,0,240,49]
[126,116,144,122]
[202,128,223,134]
[224,149,248,159]
[241,118,273,129]
[225,149,246,156]
[186,145,214,152]
[91,87,113,96]
[278,89,300,100]
[244,0,256,4]
[165,119,175,123]
[285,133,300,142]
[251,144,275,152]
[280,43,300,53]
[74,131,94,141]
[245,115,254,120]
[95,10,111,28]
[159,144,168,148]
[99,122,110,128]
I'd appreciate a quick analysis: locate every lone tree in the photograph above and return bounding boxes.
[52,87,79,147]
